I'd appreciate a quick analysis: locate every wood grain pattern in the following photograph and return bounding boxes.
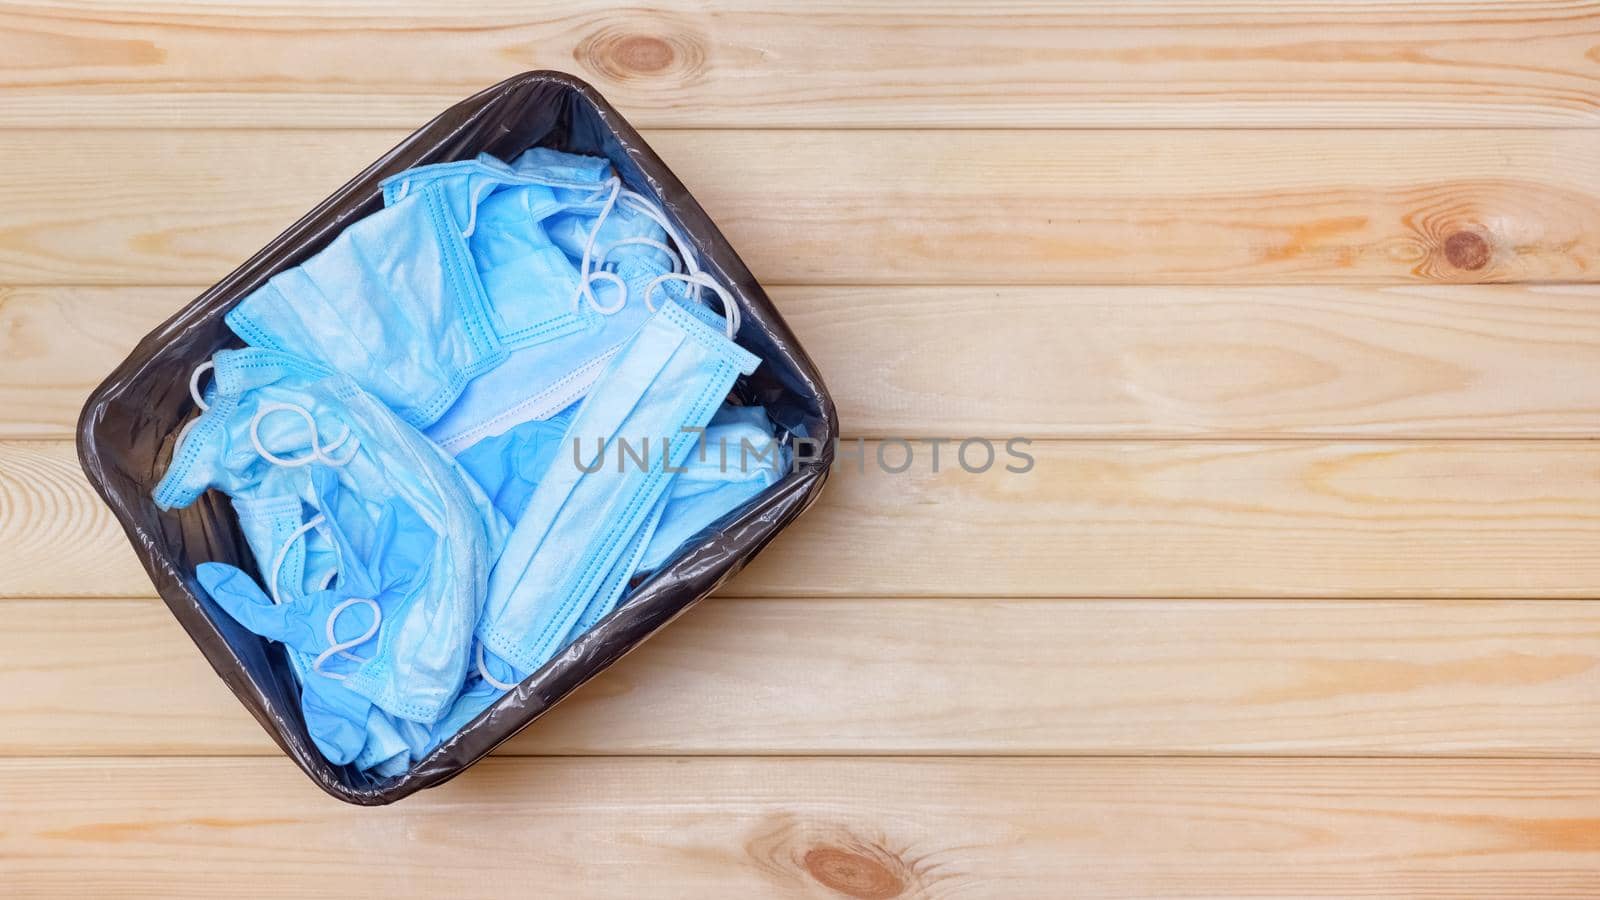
[9,5,1600,890]
[6,756,1600,898]
[8,597,1600,758]
[4,1,1599,129]
[743,439,1600,599]
[0,441,146,596]
[13,283,1600,440]
[11,438,1600,599]
[4,128,1599,285]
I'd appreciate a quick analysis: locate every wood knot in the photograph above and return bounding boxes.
[577,23,706,84]
[1443,230,1490,271]
[612,35,674,73]
[803,846,906,899]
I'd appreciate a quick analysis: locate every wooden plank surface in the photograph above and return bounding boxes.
[6,757,1600,898]
[11,283,1600,440]
[15,438,1600,600]
[5,128,1600,286]
[9,3,1600,893]
[7,596,1600,758]
[5,1,1599,129]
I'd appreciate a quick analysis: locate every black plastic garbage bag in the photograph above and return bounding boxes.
[75,71,836,805]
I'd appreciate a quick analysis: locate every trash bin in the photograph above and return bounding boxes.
[75,70,836,805]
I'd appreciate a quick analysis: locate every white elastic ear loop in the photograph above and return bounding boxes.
[643,272,742,339]
[266,513,344,606]
[619,190,704,304]
[173,416,201,456]
[571,177,623,315]
[476,643,521,691]
[458,178,498,239]
[581,270,630,315]
[268,514,325,607]
[312,598,382,678]
[189,361,215,412]
[250,402,358,468]
[172,360,218,457]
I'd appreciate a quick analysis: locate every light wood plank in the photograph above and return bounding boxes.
[12,283,1600,440]
[13,439,1600,599]
[796,283,1600,438]
[5,756,1600,897]
[4,1,1599,129]
[5,128,1600,285]
[0,440,148,596]
[7,597,1600,757]
[747,439,1600,599]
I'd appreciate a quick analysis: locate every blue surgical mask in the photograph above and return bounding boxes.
[225,153,603,430]
[155,348,505,729]
[195,492,400,764]
[635,406,785,573]
[353,712,416,776]
[475,296,758,676]
[568,489,671,638]
[219,490,373,766]
[413,153,704,453]
[565,407,782,638]
[451,401,579,522]
[229,149,706,455]
[226,182,512,429]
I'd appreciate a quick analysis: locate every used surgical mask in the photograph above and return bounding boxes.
[197,480,424,766]
[636,406,785,573]
[477,295,759,677]
[226,148,704,451]
[452,401,579,522]
[416,150,715,453]
[153,348,506,735]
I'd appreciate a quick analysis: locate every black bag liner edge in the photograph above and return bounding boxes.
[75,71,837,805]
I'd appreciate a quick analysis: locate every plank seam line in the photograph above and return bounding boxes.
[10,280,1600,290]
[11,434,1600,444]
[7,125,1600,135]
[10,594,1600,603]
[14,281,1600,291]
[4,753,1600,762]
[11,595,1600,605]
